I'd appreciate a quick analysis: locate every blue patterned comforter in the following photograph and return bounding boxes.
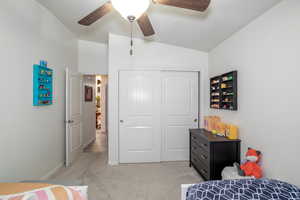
[186,179,300,200]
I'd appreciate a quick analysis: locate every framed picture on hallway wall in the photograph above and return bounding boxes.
[85,86,93,102]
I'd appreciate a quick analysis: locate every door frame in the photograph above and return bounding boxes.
[117,69,202,163]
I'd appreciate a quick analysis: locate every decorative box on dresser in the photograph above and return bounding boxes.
[189,129,241,180]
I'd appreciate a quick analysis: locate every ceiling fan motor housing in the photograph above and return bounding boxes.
[127,15,136,22]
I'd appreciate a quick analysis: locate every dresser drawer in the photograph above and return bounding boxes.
[191,141,209,166]
[190,129,241,181]
[191,154,210,180]
[191,133,209,152]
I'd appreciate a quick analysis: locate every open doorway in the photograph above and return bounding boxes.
[95,75,108,132]
[82,74,108,153]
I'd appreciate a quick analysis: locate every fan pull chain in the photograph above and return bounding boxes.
[130,21,133,56]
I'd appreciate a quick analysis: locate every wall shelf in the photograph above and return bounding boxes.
[210,71,238,111]
[33,64,53,106]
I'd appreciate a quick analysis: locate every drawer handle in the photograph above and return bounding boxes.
[200,169,207,174]
[201,154,207,160]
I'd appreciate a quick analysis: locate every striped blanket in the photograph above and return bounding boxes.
[0,183,86,200]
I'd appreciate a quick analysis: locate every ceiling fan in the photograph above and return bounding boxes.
[78,0,211,37]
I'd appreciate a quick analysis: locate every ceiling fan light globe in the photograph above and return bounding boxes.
[111,0,150,20]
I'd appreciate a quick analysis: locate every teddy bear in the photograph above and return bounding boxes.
[234,148,263,179]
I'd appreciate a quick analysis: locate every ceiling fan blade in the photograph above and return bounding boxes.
[78,1,113,26]
[137,14,155,37]
[153,0,211,12]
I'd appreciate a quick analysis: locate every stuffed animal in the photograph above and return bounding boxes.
[235,148,263,179]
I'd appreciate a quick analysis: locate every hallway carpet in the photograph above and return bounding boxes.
[50,134,202,200]
[84,131,107,153]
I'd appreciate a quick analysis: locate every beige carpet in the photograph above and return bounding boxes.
[50,134,203,200]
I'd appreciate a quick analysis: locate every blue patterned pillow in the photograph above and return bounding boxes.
[186,179,300,200]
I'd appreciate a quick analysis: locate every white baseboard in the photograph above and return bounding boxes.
[82,137,96,149]
[108,160,118,165]
[41,162,64,180]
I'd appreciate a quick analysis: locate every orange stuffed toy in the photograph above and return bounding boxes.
[236,148,263,179]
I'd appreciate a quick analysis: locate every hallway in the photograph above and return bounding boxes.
[49,131,202,200]
[84,131,107,153]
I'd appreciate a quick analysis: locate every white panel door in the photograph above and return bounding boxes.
[65,68,82,167]
[119,71,161,163]
[161,71,198,161]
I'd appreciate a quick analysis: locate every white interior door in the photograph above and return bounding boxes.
[119,71,161,163]
[161,71,199,161]
[65,68,82,167]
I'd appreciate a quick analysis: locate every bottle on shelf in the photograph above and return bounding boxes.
[211,79,220,84]
[221,83,233,89]
[222,76,233,81]
[211,104,220,109]
[223,92,234,96]
[46,71,52,76]
[222,97,233,103]
[212,99,220,103]
[40,70,46,75]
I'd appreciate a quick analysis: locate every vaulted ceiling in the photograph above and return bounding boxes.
[37,0,281,52]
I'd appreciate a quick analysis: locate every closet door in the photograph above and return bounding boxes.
[119,71,161,163]
[161,71,199,161]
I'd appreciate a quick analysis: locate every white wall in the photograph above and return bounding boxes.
[78,40,108,75]
[108,33,209,164]
[0,0,78,181]
[208,0,300,185]
[82,75,96,147]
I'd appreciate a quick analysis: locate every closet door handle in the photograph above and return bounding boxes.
[120,120,124,123]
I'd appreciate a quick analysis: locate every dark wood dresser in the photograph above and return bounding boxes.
[190,129,241,180]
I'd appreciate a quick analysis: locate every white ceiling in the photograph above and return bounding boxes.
[37,0,281,52]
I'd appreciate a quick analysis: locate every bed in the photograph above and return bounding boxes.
[0,183,88,200]
[183,179,300,200]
